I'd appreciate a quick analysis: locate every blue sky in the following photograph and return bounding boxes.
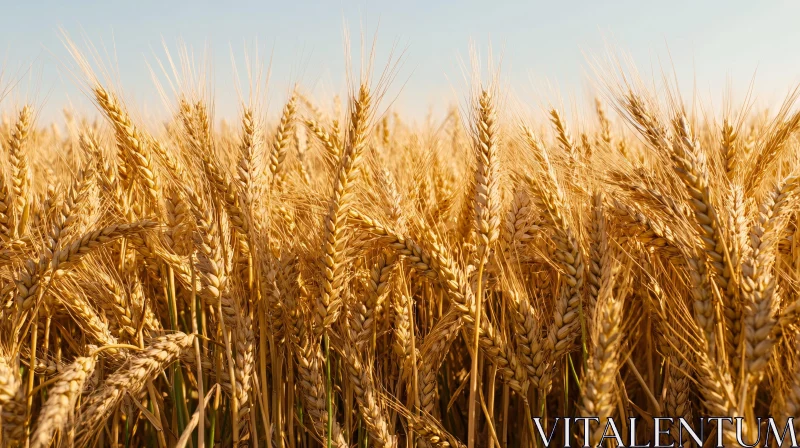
[2,0,800,122]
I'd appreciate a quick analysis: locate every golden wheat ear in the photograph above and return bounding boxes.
[7,105,32,239]
[74,333,195,444]
[30,356,96,448]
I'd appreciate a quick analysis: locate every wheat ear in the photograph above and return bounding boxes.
[94,86,162,205]
[578,261,621,447]
[7,105,32,238]
[75,333,194,445]
[269,90,298,189]
[316,84,372,336]
[30,356,96,448]
[0,357,24,444]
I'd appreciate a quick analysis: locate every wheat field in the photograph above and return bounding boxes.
[0,38,799,448]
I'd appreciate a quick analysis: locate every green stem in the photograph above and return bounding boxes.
[568,355,582,389]
[206,401,218,447]
[166,266,189,434]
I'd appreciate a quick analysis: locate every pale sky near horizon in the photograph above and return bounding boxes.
[2,0,800,123]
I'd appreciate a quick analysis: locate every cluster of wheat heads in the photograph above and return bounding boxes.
[2,51,800,448]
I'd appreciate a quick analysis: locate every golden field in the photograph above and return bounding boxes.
[0,40,798,447]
